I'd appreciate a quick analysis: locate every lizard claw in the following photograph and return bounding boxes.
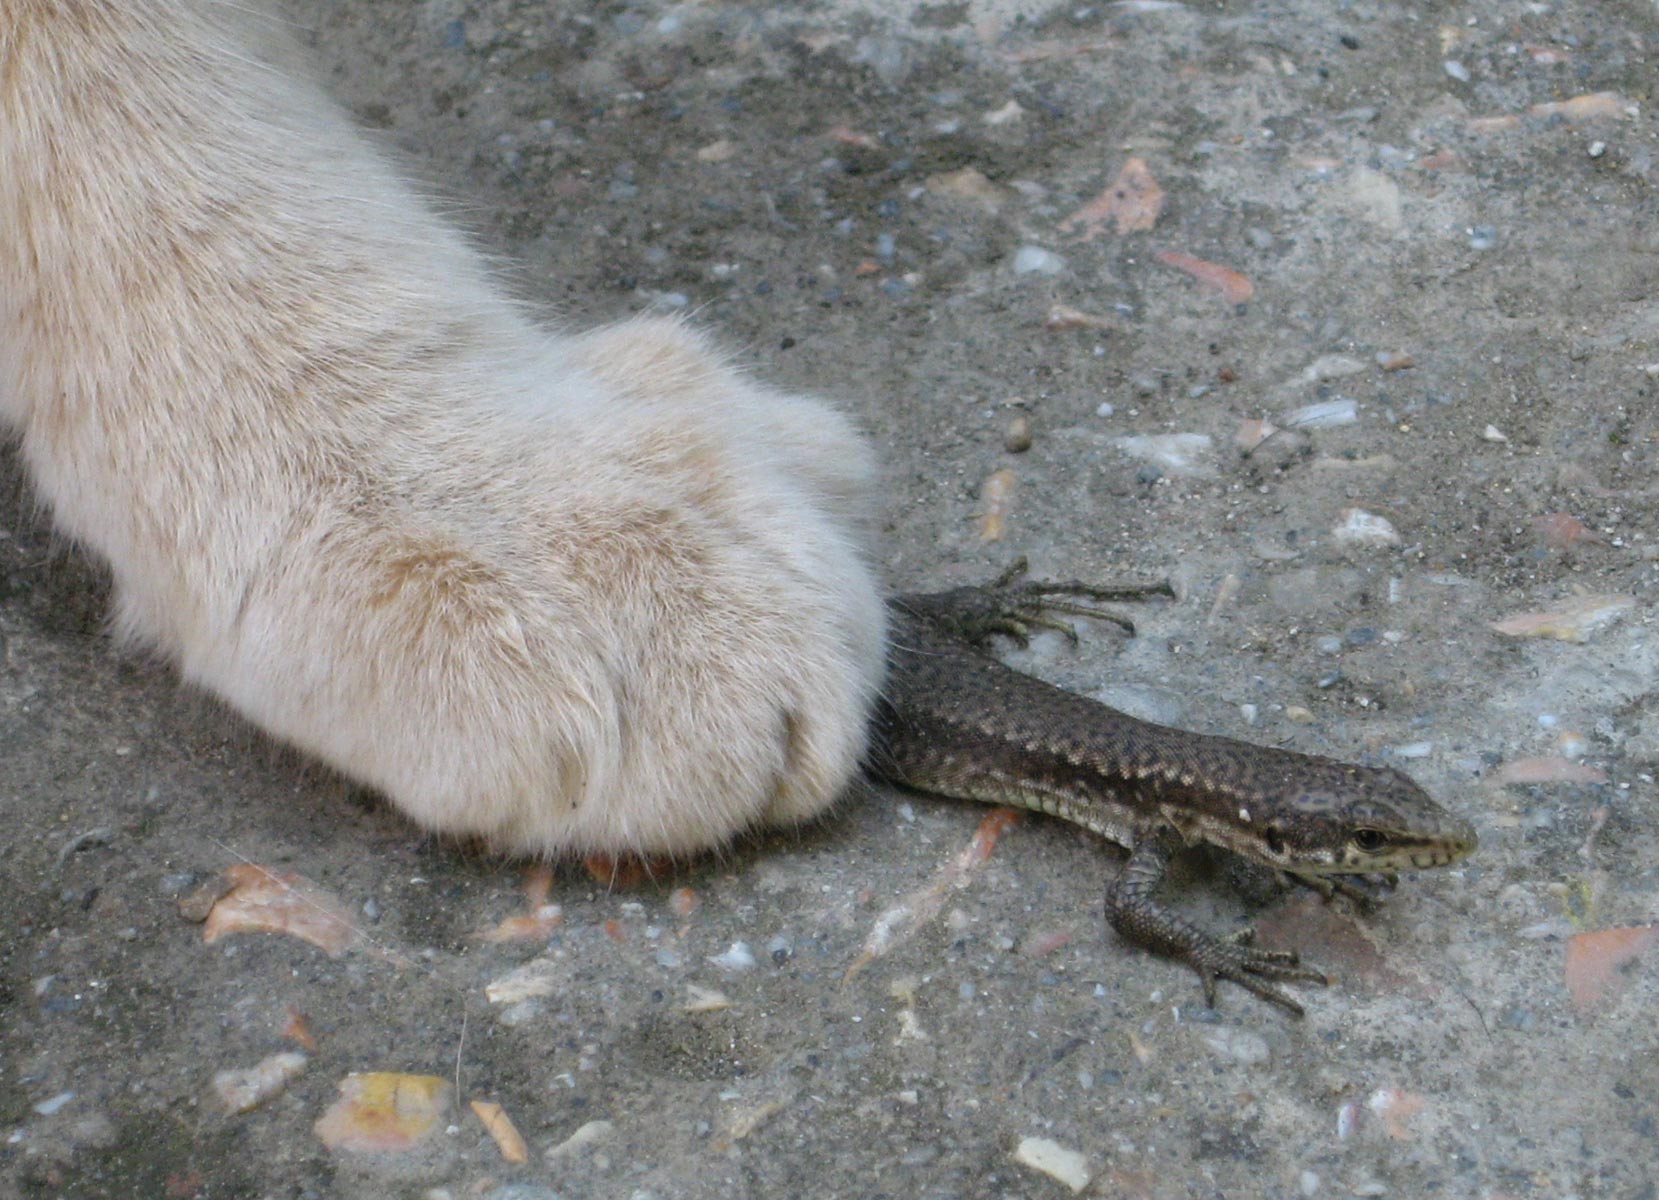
[1196,933,1329,1016]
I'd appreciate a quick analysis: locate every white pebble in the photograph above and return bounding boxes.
[32,1092,75,1117]
[1444,59,1471,81]
[1113,432,1215,476]
[1010,245,1067,275]
[1013,1136,1092,1192]
[1482,424,1509,442]
[707,941,757,972]
[1332,507,1401,548]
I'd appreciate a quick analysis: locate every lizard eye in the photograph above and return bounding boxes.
[1263,827,1286,857]
[1352,828,1388,853]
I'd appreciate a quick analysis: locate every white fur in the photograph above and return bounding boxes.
[0,1,886,855]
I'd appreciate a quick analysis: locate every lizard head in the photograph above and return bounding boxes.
[1204,761,1478,875]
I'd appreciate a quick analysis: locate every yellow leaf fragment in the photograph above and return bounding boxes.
[314,1073,451,1153]
[201,864,360,957]
[470,1099,530,1164]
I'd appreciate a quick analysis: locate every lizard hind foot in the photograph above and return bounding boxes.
[898,557,1174,647]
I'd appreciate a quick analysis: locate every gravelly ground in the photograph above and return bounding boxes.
[3,2,1657,1197]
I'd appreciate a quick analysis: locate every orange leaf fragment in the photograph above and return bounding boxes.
[1565,925,1658,1015]
[470,1099,530,1164]
[480,864,564,943]
[201,864,360,958]
[282,1007,318,1052]
[1155,250,1254,304]
[670,886,700,919]
[1060,157,1164,240]
[314,1073,451,1153]
[962,807,1020,866]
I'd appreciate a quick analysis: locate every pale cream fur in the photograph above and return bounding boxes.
[0,1,886,855]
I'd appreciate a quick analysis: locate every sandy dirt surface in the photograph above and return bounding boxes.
[3,1,1657,1197]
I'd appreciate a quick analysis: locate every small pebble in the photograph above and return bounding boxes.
[1468,225,1498,251]
[1200,1026,1270,1065]
[1316,636,1343,655]
[1588,141,1607,158]
[1004,415,1033,453]
[1010,245,1066,275]
[33,1092,75,1117]
[1443,59,1471,82]
[1482,424,1508,442]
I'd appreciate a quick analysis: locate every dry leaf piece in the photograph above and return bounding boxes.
[470,1100,530,1164]
[1533,512,1605,551]
[485,958,560,1005]
[1043,303,1115,332]
[1060,157,1164,240]
[1367,1088,1428,1141]
[1155,250,1254,304]
[1565,925,1657,1014]
[314,1073,451,1153]
[926,167,1005,211]
[1490,594,1635,642]
[213,1052,307,1114]
[846,809,1019,979]
[977,469,1017,541]
[1530,92,1632,121]
[1495,757,1607,786]
[201,864,360,957]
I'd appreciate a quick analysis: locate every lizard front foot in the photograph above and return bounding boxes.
[1108,833,1328,1016]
